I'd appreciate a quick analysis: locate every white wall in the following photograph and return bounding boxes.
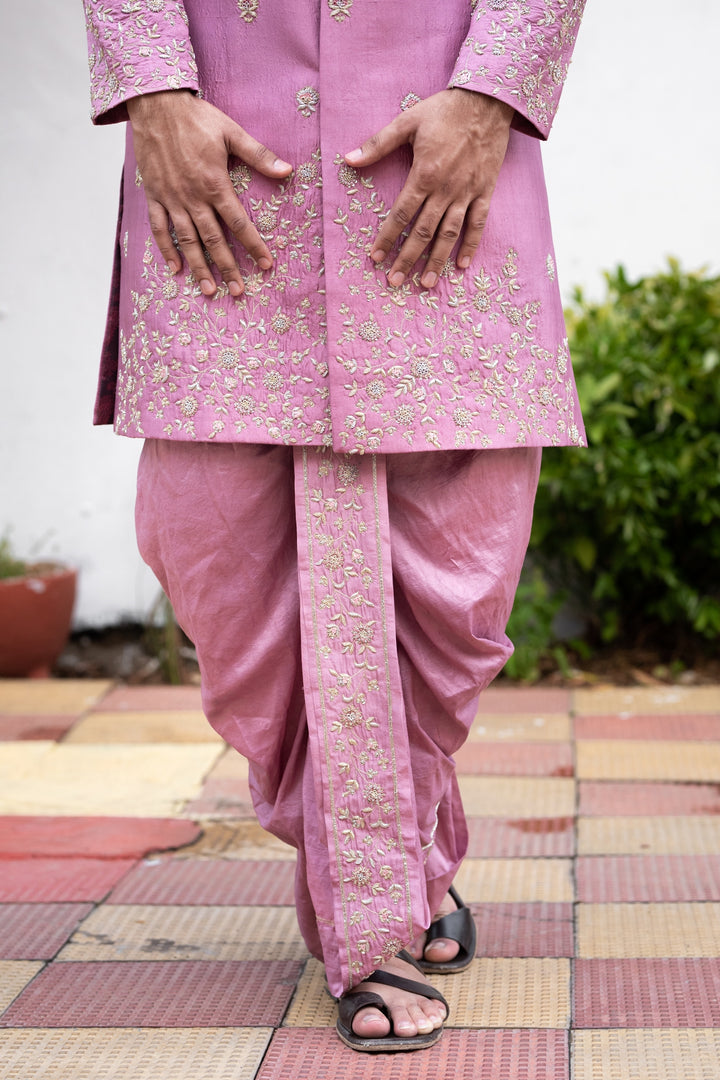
[1,1,718,627]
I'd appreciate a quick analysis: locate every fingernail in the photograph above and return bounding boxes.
[274,158,292,171]
[167,260,180,275]
[458,255,471,269]
[422,271,438,288]
[229,280,242,297]
[200,279,215,296]
[389,271,405,287]
[258,256,272,270]
[345,149,362,164]
[370,249,385,264]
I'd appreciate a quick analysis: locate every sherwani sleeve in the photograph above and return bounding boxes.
[83,0,200,125]
[449,0,586,140]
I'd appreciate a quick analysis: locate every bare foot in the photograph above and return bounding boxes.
[408,891,460,966]
[348,954,447,1039]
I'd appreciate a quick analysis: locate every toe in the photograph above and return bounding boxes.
[424,935,460,963]
[352,1005,391,1039]
[388,1005,420,1038]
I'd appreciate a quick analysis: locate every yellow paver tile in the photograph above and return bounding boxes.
[0,961,44,1012]
[455,857,574,903]
[283,958,335,1026]
[458,776,575,818]
[577,903,720,958]
[57,905,307,962]
[573,1030,720,1080]
[577,740,720,781]
[283,958,571,1029]
[573,685,720,717]
[64,711,223,744]
[469,713,571,742]
[0,743,222,817]
[0,679,112,715]
[205,747,250,780]
[176,821,296,861]
[0,1028,273,1080]
[578,816,720,856]
[439,959,571,1028]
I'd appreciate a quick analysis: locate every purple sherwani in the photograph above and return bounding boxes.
[84,0,586,998]
[85,0,586,452]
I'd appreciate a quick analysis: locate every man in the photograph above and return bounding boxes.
[85,0,585,1052]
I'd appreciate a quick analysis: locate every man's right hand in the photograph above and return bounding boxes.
[127,90,293,297]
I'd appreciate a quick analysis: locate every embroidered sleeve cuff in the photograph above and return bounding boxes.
[84,0,200,125]
[448,0,586,141]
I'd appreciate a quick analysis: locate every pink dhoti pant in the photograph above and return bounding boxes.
[135,441,541,995]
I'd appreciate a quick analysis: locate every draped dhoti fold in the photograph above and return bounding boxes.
[135,441,541,995]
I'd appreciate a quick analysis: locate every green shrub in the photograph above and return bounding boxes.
[520,260,720,655]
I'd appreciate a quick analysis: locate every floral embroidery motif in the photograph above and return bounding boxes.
[451,0,586,136]
[83,0,199,120]
[327,0,353,21]
[400,92,422,111]
[114,151,331,445]
[300,449,416,986]
[237,0,259,21]
[296,86,320,117]
[331,158,584,452]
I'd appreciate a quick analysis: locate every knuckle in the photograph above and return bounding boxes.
[414,222,435,243]
[227,213,250,237]
[439,224,461,242]
[174,228,196,247]
[200,229,224,250]
[391,205,413,228]
[250,142,272,167]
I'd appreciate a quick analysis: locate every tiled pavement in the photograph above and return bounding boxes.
[1,681,719,1078]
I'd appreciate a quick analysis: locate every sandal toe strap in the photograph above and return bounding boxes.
[425,903,476,958]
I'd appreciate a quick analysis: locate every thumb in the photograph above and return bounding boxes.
[345,114,410,167]
[225,121,293,178]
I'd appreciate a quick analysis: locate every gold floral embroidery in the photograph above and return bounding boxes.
[236,0,259,22]
[296,86,320,118]
[454,0,587,133]
[300,449,415,986]
[400,92,422,111]
[114,151,331,445]
[331,158,584,452]
[83,0,198,119]
[327,0,353,21]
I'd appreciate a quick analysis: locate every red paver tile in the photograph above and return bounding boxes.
[0,858,137,903]
[454,742,573,777]
[577,855,720,902]
[98,686,203,712]
[108,858,295,905]
[574,715,720,741]
[574,958,720,1027]
[0,904,93,960]
[579,782,720,817]
[258,1029,568,1078]
[0,959,300,1027]
[0,716,78,741]
[0,817,202,859]
[183,777,254,818]
[466,817,575,858]
[470,903,574,957]
[479,687,572,715]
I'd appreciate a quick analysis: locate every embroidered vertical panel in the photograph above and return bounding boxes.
[296,447,424,991]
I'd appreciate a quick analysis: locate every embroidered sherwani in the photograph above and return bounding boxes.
[84,0,586,996]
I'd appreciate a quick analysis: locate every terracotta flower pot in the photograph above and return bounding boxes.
[0,564,78,678]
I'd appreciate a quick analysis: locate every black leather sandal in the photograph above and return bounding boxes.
[418,884,477,974]
[335,949,449,1053]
